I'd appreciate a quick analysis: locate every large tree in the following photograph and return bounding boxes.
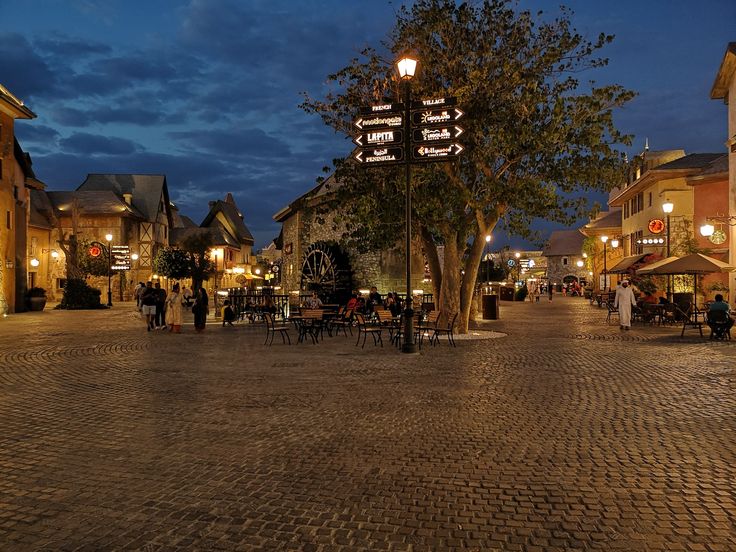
[153,232,214,291]
[301,0,634,332]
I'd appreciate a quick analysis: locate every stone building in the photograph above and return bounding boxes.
[273,174,426,303]
[0,84,38,313]
[542,230,589,288]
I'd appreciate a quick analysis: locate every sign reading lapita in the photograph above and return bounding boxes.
[111,245,131,271]
[353,97,465,166]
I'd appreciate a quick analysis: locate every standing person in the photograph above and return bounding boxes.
[154,282,167,330]
[534,283,541,303]
[192,287,209,332]
[548,283,553,302]
[614,279,637,330]
[166,283,184,333]
[367,286,382,312]
[133,282,145,311]
[140,281,157,331]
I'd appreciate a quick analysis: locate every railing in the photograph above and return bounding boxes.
[226,289,290,319]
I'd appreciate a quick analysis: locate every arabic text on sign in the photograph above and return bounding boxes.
[354,147,404,164]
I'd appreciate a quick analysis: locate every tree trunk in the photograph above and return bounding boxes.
[458,231,485,333]
[438,232,462,330]
[420,225,442,306]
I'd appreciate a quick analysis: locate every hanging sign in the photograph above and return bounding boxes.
[88,244,102,258]
[111,245,131,270]
[354,147,404,164]
[411,107,464,126]
[353,129,403,147]
[412,126,464,143]
[353,113,403,130]
[412,143,464,160]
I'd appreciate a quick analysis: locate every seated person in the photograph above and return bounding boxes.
[707,293,734,332]
[641,291,658,304]
[304,291,323,309]
[346,292,359,310]
[221,300,236,327]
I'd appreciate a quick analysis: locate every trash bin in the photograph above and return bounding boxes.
[500,286,515,301]
[482,294,499,320]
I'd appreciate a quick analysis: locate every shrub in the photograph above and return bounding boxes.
[58,279,105,310]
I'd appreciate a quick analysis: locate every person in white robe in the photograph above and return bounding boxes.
[614,280,637,330]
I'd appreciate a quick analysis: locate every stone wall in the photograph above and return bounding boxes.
[546,256,589,285]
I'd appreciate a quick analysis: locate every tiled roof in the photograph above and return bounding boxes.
[542,230,585,257]
[0,83,35,118]
[584,209,621,231]
[47,191,144,218]
[699,154,728,176]
[654,153,724,171]
[28,190,54,229]
[201,195,254,245]
[78,174,168,223]
[169,225,239,248]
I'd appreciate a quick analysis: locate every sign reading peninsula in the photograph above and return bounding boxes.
[354,146,404,164]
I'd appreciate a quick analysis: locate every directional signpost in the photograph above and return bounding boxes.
[352,88,466,355]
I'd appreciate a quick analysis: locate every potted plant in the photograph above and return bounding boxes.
[26,287,47,311]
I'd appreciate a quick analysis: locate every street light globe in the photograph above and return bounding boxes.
[662,200,674,214]
[700,223,715,237]
[576,260,584,267]
[600,235,608,244]
[582,252,588,258]
[30,258,40,267]
[611,239,619,248]
[50,250,59,259]
[255,268,261,275]
[397,56,417,79]
[514,252,521,258]
[131,253,139,261]
[105,233,113,242]
[485,235,491,243]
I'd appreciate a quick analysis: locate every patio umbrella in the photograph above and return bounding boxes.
[636,253,734,309]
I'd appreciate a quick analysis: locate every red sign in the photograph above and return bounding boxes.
[89,245,102,258]
[648,219,665,234]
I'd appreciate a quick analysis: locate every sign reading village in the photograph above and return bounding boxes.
[353,96,465,166]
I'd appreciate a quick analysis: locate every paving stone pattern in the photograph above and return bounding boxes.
[0,299,734,551]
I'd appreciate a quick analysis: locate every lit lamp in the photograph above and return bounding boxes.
[662,200,674,301]
[610,238,619,249]
[576,260,584,268]
[484,235,491,282]
[397,53,418,354]
[50,250,59,260]
[131,253,139,261]
[30,258,40,268]
[700,223,715,237]
[600,235,609,291]
[105,233,113,306]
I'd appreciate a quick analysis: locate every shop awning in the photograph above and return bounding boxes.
[607,253,650,274]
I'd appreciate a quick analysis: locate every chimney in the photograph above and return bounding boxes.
[123,193,133,205]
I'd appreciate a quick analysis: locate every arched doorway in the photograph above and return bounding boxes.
[300,241,353,304]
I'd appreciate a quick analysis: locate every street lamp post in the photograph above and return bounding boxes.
[662,200,674,301]
[105,233,113,306]
[485,235,491,283]
[600,235,608,292]
[398,54,418,354]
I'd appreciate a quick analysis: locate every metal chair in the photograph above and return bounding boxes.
[354,313,383,348]
[263,312,291,345]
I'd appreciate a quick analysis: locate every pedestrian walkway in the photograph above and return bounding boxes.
[0,298,734,550]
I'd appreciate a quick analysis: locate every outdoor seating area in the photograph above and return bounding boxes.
[594,252,734,340]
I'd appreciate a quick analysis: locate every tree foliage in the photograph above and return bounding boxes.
[152,232,215,291]
[77,239,110,278]
[301,0,635,332]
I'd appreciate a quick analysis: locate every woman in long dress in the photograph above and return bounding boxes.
[166,283,184,333]
[192,287,209,332]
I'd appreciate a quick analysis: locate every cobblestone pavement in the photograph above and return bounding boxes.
[0,298,735,551]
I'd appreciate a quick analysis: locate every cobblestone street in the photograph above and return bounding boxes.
[0,298,735,551]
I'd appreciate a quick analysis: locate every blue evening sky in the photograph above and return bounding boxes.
[1,0,734,250]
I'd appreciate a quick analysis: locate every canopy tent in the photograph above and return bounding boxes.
[607,253,652,274]
[636,253,734,309]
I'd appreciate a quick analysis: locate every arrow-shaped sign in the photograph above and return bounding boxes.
[412,143,464,161]
[354,113,403,131]
[412,126,464,143]
[354,146,405,164]
[411,107,464,127]
[353,129,403,147]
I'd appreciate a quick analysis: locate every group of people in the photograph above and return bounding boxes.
[613,280,734,333]
[133,281,209,333]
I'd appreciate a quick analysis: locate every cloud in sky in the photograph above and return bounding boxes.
[1,0,734,250]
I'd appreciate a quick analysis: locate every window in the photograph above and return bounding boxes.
[648,192,652,207]
[56,278,67,290]
[30,237,37,256]
[13,185,18,200]
[6,210,10,229]
[562,257,568,266]
[624,203,629,219]
[0,158,3,179]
